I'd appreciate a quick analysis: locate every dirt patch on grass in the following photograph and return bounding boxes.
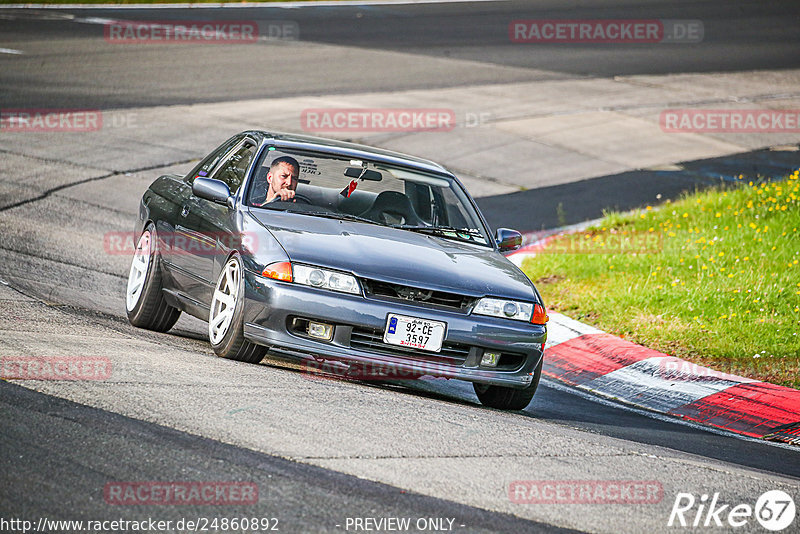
[535,274,565,285]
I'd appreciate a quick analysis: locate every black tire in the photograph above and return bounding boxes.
[125,224,181,332]
[209,253,266,364]
[473,357,542,410]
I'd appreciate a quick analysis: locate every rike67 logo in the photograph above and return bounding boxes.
[669,490,796,531]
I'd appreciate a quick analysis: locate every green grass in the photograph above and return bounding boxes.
[522,170,800,389]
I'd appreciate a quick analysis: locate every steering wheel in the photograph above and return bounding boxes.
[267,194,312,205]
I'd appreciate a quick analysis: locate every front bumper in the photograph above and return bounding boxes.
[242,270,546,388]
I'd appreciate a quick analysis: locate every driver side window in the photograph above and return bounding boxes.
[212,142,257,195]
[187,136,241,184]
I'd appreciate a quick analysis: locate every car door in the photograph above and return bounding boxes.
[164,135,242,300]
[172,137,258,308]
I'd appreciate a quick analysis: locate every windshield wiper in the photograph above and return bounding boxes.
[256,204,292,212]
[303,211,382,225]
[392,225,486,243]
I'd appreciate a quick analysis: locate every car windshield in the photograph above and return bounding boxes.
[246,148,491,246]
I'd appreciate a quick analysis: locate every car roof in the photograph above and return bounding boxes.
[244,130,454,177]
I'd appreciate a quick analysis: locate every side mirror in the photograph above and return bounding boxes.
[193,177,233,208]
[496,228,523,252]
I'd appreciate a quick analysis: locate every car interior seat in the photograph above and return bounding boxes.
[359,191,424,226]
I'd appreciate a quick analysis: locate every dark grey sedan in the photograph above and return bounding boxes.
[125,131,547,410]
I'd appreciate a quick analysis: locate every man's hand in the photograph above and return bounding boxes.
[257,189,296,206]
[273,188,296,202]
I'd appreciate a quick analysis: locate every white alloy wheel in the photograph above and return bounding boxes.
[209,257,241,345]
[126,230,152,311]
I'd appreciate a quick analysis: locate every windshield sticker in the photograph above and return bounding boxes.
[340,180,358,198]
[300,161,320,176]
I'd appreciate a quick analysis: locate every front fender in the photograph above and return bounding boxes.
[134,194,151,239]
[213,210,290,284]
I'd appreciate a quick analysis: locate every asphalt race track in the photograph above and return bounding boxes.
[1,1,800,533]
[2,0,800,109]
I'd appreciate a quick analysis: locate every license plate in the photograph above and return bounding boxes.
[383,314,446,352]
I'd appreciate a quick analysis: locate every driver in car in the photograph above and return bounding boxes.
[258,156,300,204]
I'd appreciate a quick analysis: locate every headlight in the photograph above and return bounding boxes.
[472,297,533,322]
[293,264,360,295]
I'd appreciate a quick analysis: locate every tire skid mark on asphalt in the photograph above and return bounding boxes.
[48,302,210,347]
[48,195,138,218]
[0,266,212,357]
[0,146,109,171]
[54,304,211,352]
[0,154,198,212]
[0,246,126,279]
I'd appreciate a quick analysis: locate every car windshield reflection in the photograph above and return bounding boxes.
[247,150,490,246]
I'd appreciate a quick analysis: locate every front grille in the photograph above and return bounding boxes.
[350,327,470,366]
[362,280,475,311]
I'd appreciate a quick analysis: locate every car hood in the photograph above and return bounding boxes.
[250,210,538,301]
